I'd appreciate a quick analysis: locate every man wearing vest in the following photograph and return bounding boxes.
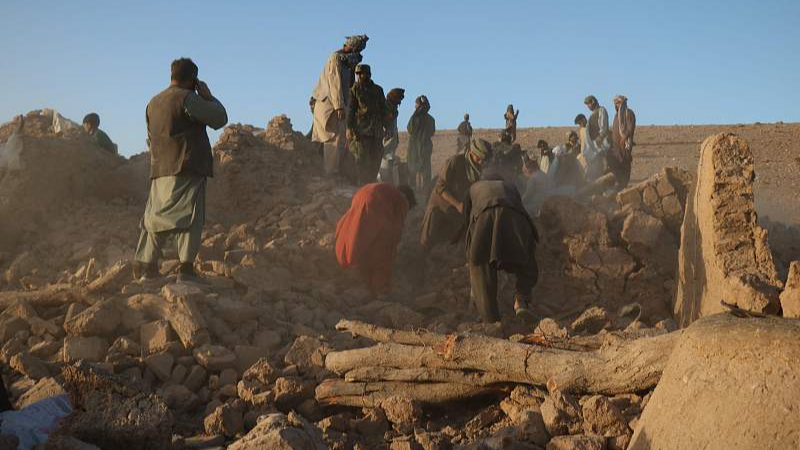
[133,58,228,283]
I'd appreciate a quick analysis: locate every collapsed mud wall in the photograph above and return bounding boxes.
[673,133,782,326]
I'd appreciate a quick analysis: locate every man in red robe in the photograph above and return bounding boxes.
[335,183,416,296]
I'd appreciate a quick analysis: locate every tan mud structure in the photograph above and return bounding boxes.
[629,313,800,449]
[673,133,783,325]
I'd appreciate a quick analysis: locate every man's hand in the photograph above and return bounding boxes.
[195,80,213,100]
[456,201,464,214]
[346,129,354,142]
[336,109,346,121]
[384,128,394,140]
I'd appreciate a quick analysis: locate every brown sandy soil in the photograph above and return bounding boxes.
[398,122,800,225]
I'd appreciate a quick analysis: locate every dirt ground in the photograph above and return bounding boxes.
[398,122,800,225]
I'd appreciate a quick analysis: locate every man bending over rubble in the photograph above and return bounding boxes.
[133,57,228,283]
[459,175,539,323]
[335,182,416,297]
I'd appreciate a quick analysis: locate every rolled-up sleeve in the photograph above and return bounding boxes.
[184,92,228,130]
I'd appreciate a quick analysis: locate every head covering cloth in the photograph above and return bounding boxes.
[345,35,369,52]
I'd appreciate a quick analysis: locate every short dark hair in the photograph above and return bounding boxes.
[537,139,549,149]
[397,185,417,209]
[82,113,100,128]
[171,58,199,83]
[574,114,587,125]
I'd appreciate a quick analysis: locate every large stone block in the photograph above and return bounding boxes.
[629,314,800,450]
[673,134,782,326]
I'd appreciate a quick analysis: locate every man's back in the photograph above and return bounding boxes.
[147,86,213,179]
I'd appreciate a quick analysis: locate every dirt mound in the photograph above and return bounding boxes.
[629,313,800,450]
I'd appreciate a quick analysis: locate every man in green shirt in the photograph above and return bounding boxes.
[133,58,228,283]
[82,113,118,154]
[347,64,390,186]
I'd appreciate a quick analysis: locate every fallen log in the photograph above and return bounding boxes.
[344,367,516,386]
[326,320,680,395]
[316,379,504,407]
[0,284,80,310]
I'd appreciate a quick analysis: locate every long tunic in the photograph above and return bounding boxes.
[457,120,473,152]
[383,103,400,156]
[406,111,435,173]
[143,175,205,233]
[311,51,351,143]
[420,153,477,247]
[587,106,611,151]
[464,180,538,266]
[611,108,636,162]
[335,183,409,293]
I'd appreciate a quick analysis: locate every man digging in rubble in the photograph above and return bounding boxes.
[459,175,539,324]
[419,139,492,273]
[347,64,391,186]
[335,183,417,298]
[82,113,118,155]
[311,35,369,181]
[609,94,637,189]
[133,57,228,283]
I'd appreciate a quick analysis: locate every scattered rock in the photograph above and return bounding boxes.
[541,390,583,436]
[581,395,629,437]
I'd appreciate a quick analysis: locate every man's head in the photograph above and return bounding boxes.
[387,88,405,106]
[537,139,551,157]
[507,104,514,112]
[343,35,369,54]
[613,95,627,111]
[584,95,598,111]
[567,131,579,147]
[82,113,100,134]
[415,95,430,113]
[355,64,371,84]
[397,185,417,209]
[574,114,587,127]
[171,58,199,89]
[469,138,492,167]
[464,113,470,121]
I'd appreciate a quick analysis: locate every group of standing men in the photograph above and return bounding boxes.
[310,35,436,189]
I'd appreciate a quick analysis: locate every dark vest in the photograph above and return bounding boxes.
[146,86,213,179]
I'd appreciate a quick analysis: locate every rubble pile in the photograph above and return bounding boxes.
[0,110,798,449]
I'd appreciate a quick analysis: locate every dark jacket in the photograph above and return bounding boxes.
[146,86,213,179]
[463,180,539,266]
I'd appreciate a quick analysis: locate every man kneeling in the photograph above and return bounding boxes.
[461,176,539,323]
[335,183,416,297]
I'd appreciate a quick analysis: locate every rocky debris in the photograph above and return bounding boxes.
[580,395,629,437]
[616,167,692,235]
[227,412,327,450]
[17,377,66,408]
[194,344,237,372]
[629,313,800,450]
[62,336,108,363]
[779,260,800,317]
[541,391,583,436]
[9,351,49,380]
[674,133,782,325]
[546,434,607,450]
[62,299,120,337]
[51,362,174,450]
[204,400,245,437]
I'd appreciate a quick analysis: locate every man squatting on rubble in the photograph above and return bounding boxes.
[347,64,392,186]
[419,138,492,276]
[311,35,369,180]
[335,183,417,296]
[132,58,228,282]
[459,175,539,323]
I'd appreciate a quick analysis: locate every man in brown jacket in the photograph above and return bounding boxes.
[462,177,539,323]
[133,58,228,283]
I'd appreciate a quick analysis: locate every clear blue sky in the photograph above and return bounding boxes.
[2,1,798,156]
